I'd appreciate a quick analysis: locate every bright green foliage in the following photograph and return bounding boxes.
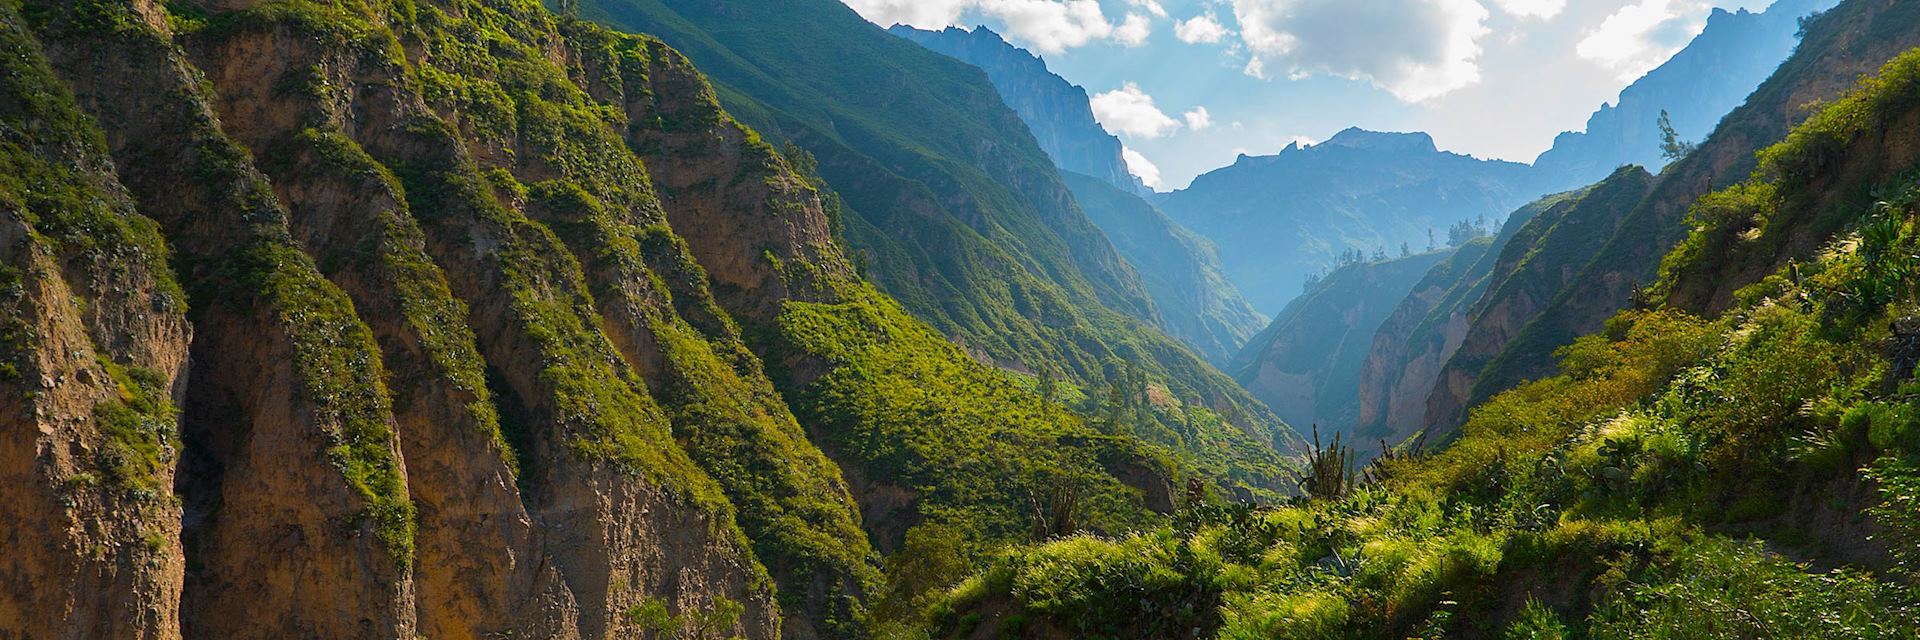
[1590,537,1915,638]
[93,360,180,496]
[933,53,1920,635]
[227,243,417,563]
[580,0,1305,487]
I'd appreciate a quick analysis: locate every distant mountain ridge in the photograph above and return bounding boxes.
[890,25,1147,196]
[1531,0,1839,193]
[889,24,1265,364]
[1159,127,1534,314]
[1230,250,1455,442]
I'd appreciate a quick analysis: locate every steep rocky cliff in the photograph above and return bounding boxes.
[1160,128,1534,314]
[578,0,1303,481]
[889,25,1145,196]
[1229,250,1453,437]
[1423,167,1655,437]
[1421,0,1920,438]
[1531,0,1839,193]
[0,0,1228,637]
[886,25,1264,365]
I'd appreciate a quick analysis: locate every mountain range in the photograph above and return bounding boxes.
[6,0,1920,637]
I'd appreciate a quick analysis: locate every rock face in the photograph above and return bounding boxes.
[1422,168,1655,436]
[1228,250,1453,438]
[1159,128,1534,314]
[1531,0,1839,194]
[1061,171,1267,365]
[887,25,1146,196]
[1419,0,1920,439]
[0,0,1218,637]
[582,0,1303,475]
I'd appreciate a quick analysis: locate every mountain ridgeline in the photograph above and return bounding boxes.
[1158,129,1535,314]
[578,0,1302,479]
[0,0,1299,637]
[887,25,1145,197]
[930,0,1920,636]
[1530,0,1841,193]
[887,24,1266,366]
[1229,250,1454,438]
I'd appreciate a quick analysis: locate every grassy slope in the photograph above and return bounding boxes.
[1061,170,1266,367]
[577,0,1300,487]
[927,43,1920,640]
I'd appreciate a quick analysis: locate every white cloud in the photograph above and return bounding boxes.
[1174,13,1229,44]
[1128,0,1168,18]
[1489,0,1565,19]
[1576,0,1712,81]
[1091,82,1184,138]
[843,0,1134,53]
[1183,106,1213,130]
[982,0,1118,53]
[1123,147,1164,189]
[1114,13,1153,47]
[840,0,970,28]
[1243,56,1267,79]
[1231,0,1491,102]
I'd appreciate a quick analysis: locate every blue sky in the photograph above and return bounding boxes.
[842,0,1779,189]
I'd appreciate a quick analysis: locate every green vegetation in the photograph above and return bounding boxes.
[931,46,1920,639]
[93,359,180,497]
[580,0,1303,488]
[226,243,417,564]
[627,595,746,639]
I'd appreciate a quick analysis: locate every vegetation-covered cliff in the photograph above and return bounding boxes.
[0,0,1279,636]
[1230,251,1454,439]
[578,0,1303,483]
[1531,0,1839,193]
[930,28,1920,638]
[888,25,1145,197]
[1422,0,1920,438]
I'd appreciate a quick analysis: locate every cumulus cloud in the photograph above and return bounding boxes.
[1122,147,1164,189]
[1183,106,1214,130]
[1114,13,1153,47]
[1174,13,1229,44]
[1091,82,1184,138]
[1230,0,1491,102]
[1128,0,1169,18]
[846,0,1171,53]
[840,0,971,28]
[1489,0,1566,18]
[1243,56,1267,79]
[1577,0,1713,81]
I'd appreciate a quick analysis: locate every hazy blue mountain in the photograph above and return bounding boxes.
[1530,0,1839,193]
[1229,250,1455,437]
[1159,128,1534,314]
[1061,171,1267,364]
[890,25,1147,195]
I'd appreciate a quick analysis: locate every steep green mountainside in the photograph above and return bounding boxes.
[1159,128,1535,314]
[1349,232,1510,443]
[885,25,1266,365]
[1349,194,1568,445]
[1424,167,1656,436]
[889,25,1145,196]
[576,0,1303,473]
[1421,0,1920,437]
[1229,251,1453,439]
[930,39,1920,640]
[0,0,1254,636]
[1062,171,1266,366]
[1531,0,1837,193]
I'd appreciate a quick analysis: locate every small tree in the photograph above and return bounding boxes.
[1658,109,1696,162]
